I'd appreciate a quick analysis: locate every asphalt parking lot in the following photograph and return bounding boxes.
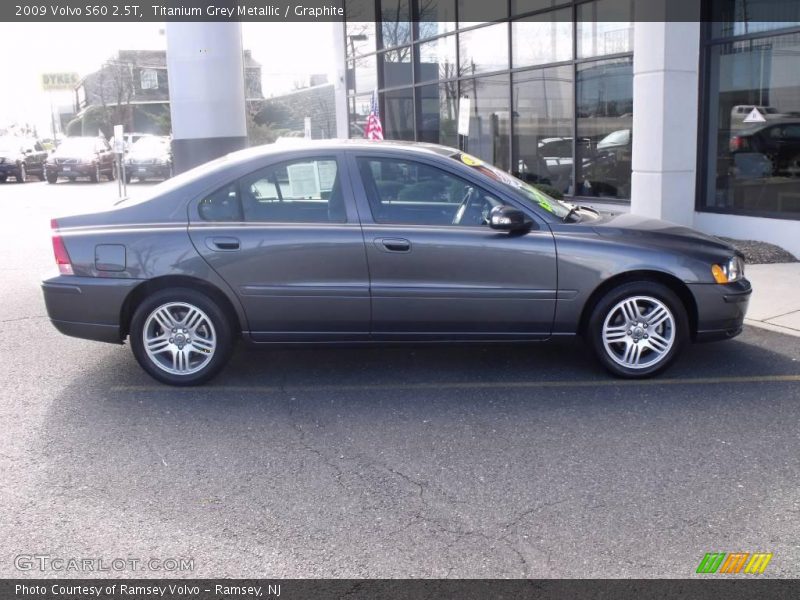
[1,179,799,578]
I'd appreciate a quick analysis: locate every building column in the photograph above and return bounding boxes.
[332,20,349,139]
[630,16,701,226]
[165,23,247,173]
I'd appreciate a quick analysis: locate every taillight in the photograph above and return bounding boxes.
[729,135,744,152]
[50,218,74,275]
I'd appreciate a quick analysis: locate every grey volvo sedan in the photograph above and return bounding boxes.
[42,141,751,385]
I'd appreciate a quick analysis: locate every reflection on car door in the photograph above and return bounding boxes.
[188,153,370,342]
[349,152,558,339]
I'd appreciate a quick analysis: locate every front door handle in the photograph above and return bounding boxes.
[375,237,411,253]
[206,236,240,251]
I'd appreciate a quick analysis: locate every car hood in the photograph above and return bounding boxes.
[587,211,738,257]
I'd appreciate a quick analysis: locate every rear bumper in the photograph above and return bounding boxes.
[42,275,142,344]
[689,279,752,343]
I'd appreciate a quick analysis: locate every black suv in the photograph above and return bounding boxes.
[0,136,48,183]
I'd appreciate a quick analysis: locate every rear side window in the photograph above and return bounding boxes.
[198,183,241,222]
[197,156,346,224]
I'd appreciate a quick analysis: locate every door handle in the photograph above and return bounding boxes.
[375,237,411,253]
[206,236,240,251]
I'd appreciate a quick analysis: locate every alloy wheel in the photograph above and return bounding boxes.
[601,295,676,370]
[143,302,217,376]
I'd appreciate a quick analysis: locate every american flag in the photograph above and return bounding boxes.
[365,89,384,141]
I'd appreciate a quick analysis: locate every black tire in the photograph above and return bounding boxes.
[0,175,6,183]
[587,281,688,379]
[107,163,116,181]
[129,287,235,386]
[46,171,58,184]
[89,163,100,183]
[16,163,26,183]
[125,172,132,184]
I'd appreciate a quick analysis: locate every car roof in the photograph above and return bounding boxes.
[223,139,460,165]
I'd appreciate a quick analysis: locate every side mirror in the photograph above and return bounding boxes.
[489,206,530,232]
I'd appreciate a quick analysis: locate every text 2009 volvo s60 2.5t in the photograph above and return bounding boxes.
[42,141,751,385]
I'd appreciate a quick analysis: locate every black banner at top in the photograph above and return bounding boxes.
[3,0,800,23]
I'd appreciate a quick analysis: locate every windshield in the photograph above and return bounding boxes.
[57,138,99,153]
[131,137,169,153]
[449,152,572,219]
[0,137,22,152]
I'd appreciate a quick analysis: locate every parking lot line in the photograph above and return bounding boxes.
[111,374,800,393]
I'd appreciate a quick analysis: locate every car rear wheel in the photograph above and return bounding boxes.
[588,281,688,378]
[16,163,26,183]
[89,163,100,183]
[130,288,234,386]
[46,170,57,183]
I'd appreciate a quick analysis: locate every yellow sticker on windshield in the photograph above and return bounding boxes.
[460,153,483,167]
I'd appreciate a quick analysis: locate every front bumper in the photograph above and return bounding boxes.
[42,275,142,344]
[126,163,170,179]
[689,278,752,342]
[48,163,96,177]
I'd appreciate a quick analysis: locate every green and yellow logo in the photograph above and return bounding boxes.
[696,552,773,574]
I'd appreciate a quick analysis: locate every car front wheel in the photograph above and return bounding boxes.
[130,288,234,386]
[16,163,26,183]
[588,281,688,378]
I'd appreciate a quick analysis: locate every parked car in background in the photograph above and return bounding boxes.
[124,136,173,182]
[46,136,115,183]
[42,141,751,385]
[0,136,48,183]
[729,121,800,178]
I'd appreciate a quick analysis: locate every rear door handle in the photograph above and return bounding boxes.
[375,237,411,253]
[206,236,240,251]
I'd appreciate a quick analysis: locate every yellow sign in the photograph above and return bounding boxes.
[41,72,79,91]
[459,153,483,167]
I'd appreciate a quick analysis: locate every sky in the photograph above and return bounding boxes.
[0,22,336,135]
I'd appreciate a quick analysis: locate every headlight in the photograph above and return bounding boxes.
[711,256,745,284]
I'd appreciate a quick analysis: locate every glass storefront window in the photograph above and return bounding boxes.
[349,94,373,138]
[380,0,412,48]
[461,74,511,171]
[710,0,800,38]
[512,8,573,68]
[577,0,633,58]
[512,66,574,194]
[380,47,413,88]
[418,82,459,147]
[382,88,415,140]
[417,35,458,83]
[703,31,800,217]
[576,57,633,198]
[458,0,508,27]
[347,53,378,95]
[512,0,562,16]
[418,0,456,39]
[458,23,510,75]
[346,22,377,58]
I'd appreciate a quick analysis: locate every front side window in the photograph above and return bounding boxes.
[356,157,505,226]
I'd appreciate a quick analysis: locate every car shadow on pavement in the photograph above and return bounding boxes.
[28,327,800,577]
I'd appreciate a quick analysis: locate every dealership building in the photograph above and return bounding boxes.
[325,0,800,255]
